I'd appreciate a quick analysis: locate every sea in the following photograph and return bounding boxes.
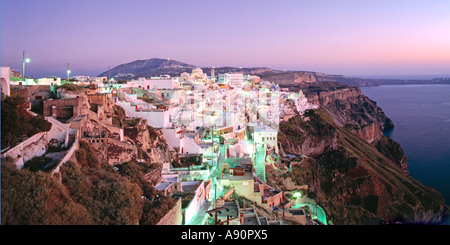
[360,84,450,205]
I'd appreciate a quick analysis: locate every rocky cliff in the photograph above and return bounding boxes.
[273,78,447,224]
[276,107,447,224]
[304,83,394,139]
[123,118,171,164]
[298,83,411,173]
[278,109,338,157]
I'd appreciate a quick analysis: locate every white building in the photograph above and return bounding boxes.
[183,180,210,224]
[91,77,108,82]
[289,90,318,114]
[1,66,11,97]
[191,68,207,80]
[129,76,177,90]
[36,77,62,86]
[218,73,244,87]
[73,76,90,82]
[253,126,278,152]
[179,68,208,83]
[116,98,170,129]
[179,135,201,155]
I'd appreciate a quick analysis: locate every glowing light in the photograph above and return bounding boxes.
[293,192,302,199]
[25,58,31,63]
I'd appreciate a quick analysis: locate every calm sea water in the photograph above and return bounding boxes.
[360,85,450,204]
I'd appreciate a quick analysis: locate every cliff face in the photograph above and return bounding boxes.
[305,84,394,133]
[301,83,410,172]
[278,110,338,157]
[273,79,448,224]
[277,108,447,224]
[123,118,171,164]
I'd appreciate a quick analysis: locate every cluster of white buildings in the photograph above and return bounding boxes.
[2,64,321,225]
[3,65,316,160]
[113,67,318,224]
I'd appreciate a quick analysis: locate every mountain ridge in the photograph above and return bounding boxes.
[99,58,450,86]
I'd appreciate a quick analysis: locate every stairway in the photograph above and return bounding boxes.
[254,145,266,182]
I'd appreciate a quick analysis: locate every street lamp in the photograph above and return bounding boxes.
[66,63,71,82]
[22,51,31,82]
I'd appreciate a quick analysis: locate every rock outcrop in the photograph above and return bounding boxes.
[123,118,171,164]
[278,110,338,157]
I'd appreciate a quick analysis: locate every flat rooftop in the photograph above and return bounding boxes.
[181,181,202,192]
[242,214,260,225]
[155,182,172,191]
[217,202,239,219]
[222,171,253,181]
[253,126,277,133]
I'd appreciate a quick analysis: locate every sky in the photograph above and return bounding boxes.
[1,0,450,78]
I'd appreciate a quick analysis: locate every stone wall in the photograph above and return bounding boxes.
[2,115,72,169]
[144,167,162,185]
[43,97,80,117]
[2,132,48,169]
[86,110,122,140]
[52,137,80,175]
[87,93,109,106]
[156,198,183,225]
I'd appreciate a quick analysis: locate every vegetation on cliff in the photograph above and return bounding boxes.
[1,157,93,225]
[1,138,176,225]
[1,96,52,149]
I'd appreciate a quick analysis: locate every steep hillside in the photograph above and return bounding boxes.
[304,83,394,141]
[276,109,448,224]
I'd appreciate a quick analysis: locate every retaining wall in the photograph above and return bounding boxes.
[156,198,182,225]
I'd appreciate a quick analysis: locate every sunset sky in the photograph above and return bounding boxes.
[1,0,450,78]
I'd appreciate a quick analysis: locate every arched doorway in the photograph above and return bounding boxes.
[1,77,10,99]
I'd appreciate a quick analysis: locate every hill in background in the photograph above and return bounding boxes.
[99,58,450,86]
